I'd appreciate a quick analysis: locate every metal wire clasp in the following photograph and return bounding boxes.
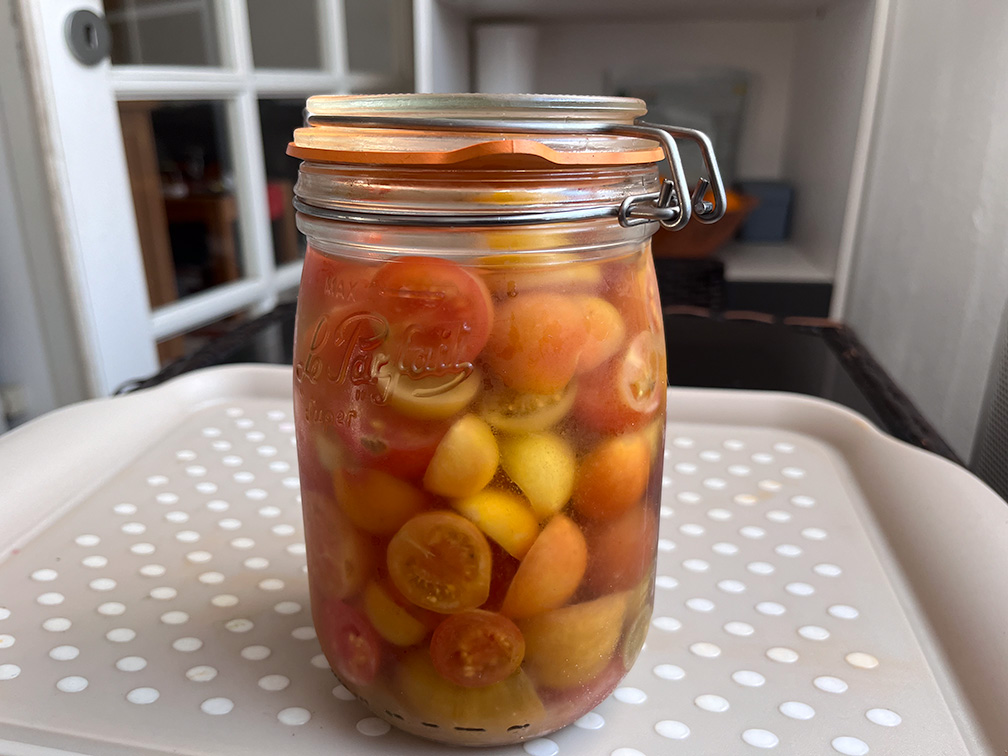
[612,122,727,231]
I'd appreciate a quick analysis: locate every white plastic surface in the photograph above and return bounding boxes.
[0,365,1004,755]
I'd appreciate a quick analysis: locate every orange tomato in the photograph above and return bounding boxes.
[423,414,499,498]
[500,515,587,620]
[334,467,433,536]
[430,610,525,688]
[576,296,626,373]
[484,293,586,394]
[572,432,652,521]
[387,511,492,614]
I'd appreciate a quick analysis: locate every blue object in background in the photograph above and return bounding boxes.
[735,181,793,242]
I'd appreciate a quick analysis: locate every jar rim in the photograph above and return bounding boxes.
[289,93,662,167]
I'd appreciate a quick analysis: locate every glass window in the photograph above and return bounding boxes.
[247,0,322,70]
[118,99,243,307]
[258,99,308,266]
[344,0,413,83]
[105,0,221,66]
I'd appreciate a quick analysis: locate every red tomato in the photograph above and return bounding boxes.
[574,331,666,434]
[583,503,658,594]
[430,610,526,688]
[340,407,452,481]
[318,600,382,687]
[302,491,375,602]
[387,511,493,613]
[372,256,494,372]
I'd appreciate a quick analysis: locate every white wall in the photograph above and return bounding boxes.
[533,19,799,180]
[846,0,1008,459]
[0,0,88,425]
[783,1,875,276]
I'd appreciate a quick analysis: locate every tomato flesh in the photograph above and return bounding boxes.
[430,610,525,688]
[387,511,493,613]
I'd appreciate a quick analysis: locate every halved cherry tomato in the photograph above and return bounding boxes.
[518,591,629,689]
[317,599,382,687]
[478,381,576,434]
[302,491,374,602]
[387,511,492,613]
[452,489,540,559]
[484,293,586,394]
[334,467,433,536]
[396,651,544,738]
[477,250,604,300]
[572,432,652,521]
[430,609,525,688]
[423,414,499,498]
[603,250,662,336]
[385,366,482,420]
[583,502,658,594]
[574,331,666,434]
[340,408,452,481]
[498,432,577,521]
[372,256,493,370]
[500,514,587,620]
[363,580,431,647]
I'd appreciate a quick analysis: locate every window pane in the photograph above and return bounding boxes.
[105,0,221,66]
[259,99,308,266]
[344,0,413,84]
[119,100,243,307]
[156,308,250,367]
[248,0,322,70]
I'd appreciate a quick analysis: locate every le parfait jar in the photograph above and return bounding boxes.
[289,94,725,746]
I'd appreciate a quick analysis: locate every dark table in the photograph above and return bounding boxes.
[124,301,960,466]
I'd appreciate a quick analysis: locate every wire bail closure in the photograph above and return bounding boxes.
[295,115,726,230]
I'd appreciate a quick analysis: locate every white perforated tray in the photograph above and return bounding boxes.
[1,366,1006,755]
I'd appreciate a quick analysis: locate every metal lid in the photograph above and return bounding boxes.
[289,93,727,231]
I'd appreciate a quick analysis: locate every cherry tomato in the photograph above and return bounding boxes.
[363,580,432,647]
[501,514,587,620]
[430,610,525,688]
[334,466,433,536]
[576,296,626,373]
[423,414,499,498]
[302,491,374,602]
[294,247,377,388]
[574,331,666,434]
[484,292,586,394]
[498,432,577,521]
[387,511,492,613]
[372,256,494,370]
[583,502,658,594]
[518,591,629,689]
[572,432,652,521]
[396,651,545,740]
[452,489,540,560]
[340,407,452,481]
[318,599,382,687]
[603,251,662,336]
[478,381,577,434]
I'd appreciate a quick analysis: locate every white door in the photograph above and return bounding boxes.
[17,0,413,395]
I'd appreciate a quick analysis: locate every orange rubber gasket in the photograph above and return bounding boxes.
[286,138,662,166]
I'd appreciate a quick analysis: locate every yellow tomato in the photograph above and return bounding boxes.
[478,382,576,435]
[498,432,577,520]
[518,591,629,689]
[362,581,429,647]
[385,366,482,420]
[423,414,499,498]
[452,489,540,559]
[396,651,545,738]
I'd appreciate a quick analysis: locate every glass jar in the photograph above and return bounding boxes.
[289,94,724,746]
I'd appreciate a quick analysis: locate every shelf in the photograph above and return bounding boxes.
[716,242,834,284]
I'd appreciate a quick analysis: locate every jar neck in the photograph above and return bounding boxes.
[293,162,661,219]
